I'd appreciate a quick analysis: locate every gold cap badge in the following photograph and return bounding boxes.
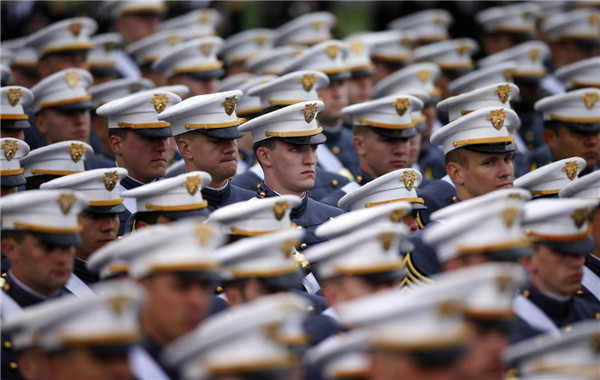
[301,103,319,123]
[272,201,291,221]
[100,171,121,191]
[325,44,341,60]
[221,95,239,116]
[183,175,203,196]
[109,296,129,315]
[583,92,599,110]
[57,193,77,215]
[195,224,212,245]
[589,13,598,26]
[501,208,519,228]
[401,170,418,191]
[198,10,211,24]
[486,109,507,130]
[254,35,268,46]
[200,43,213,57]
[417,70,431,84]
[388,208,407,223]
[300,74,318,92]
[69,23,82,36]
[128,82,142,93]
[495,84,512,104]
[562,160,581,181]
[280,239,298,256]
[392,98,412,116]
[312,21,324,31]
[571,208,591,229]
[64,71,81,89]
[150,93,170,113]
[529,49,541,62]
[6,88,23,107]
[67,143,87,163]
[1,139,20,161]
[351,41,363,55]
[457,43,470,55]
[378,232,395,251]
[104,41,116,52]
[167,35,180,46]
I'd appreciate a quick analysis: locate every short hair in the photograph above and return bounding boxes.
[543,120,562,135]
[252,138,277,167]
[444,148,469,168]
[352,124,370,138]
[108,128,129,139]
[174,130,198,144]
[1,230,27,242]
[135,211,166,226]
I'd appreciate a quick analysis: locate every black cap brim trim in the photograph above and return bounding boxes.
[463,142,518,154]
[561,121,600,133]
[86,203,127,215]
[52,99,96,112]
[258,269,304,290]
[369,126,418,139]
[538,235,595,256]
[195,127,245,139]
[180,68,224,80]
[483,246,532,262]
[277,133,327,146]
[31,230,81,247]
[1,173,26,187]
[1,119,30,130]
[161,208,211,221]
[131,128,173,138]
[327,71,352,82]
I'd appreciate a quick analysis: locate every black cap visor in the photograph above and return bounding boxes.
[369,126,418,139]
[464,141,518,154]
[351,67,376,78]
[52,99,96,112]
[563,121,600,133]
[130,127,173,138]
[277,132,327,146]
[2,173,26,187]
[483,245,532,262]
[183,67,225,80]
[30,230,81,247]
[162,207,211,221]
[258,268,304,290]
[1,119,30,130]
[86,203,127,215]
[538,235,595,256]
[196,126,245,139]
[327,71,352,82]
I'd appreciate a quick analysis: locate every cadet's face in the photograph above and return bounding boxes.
[551,40,600,69]
[2,234,75,297]
[179,133,238,187]
[456,325,509,380]
[453,151,514,200]
[317,80,348,125]
[525,243,585,297]
[36,108,91,144]
[76,211,119,261]
[355,130,410,178]
[112,131,169,183]
[260,141,317,197]
[545,126,600,171]
[38,51,89,78]
[140,273,213,344]
[139,65,166,87]
[116,13,161,46]
[408,133,422,166]
[47,348,133,380]
[347,76,373,105]
[370,351,454,380]
[169,75,219,96]
[0,128,25,140]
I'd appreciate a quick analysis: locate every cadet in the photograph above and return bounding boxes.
[3,280,143,380]
[96,89,182,233]
[31,67,113,168]
[25,17,96,78]
[122,171,212,232]
[238,100,344,249]
[0,190,88,312]
[96,221,224,379]
[156,90,256,211]
[0,138,29,196]
[234,70,352,200]
[559,170,600,305]
[514,198,600,342]
[1,86,34,140]
[532,88,600,173]
[514,157,587,198]
[87,33,123,85]
[20,140,93,190]
[303,222,409,345]
[152,36,224,97]
[39,168,128,284]
[282,40,359,178]
[319,94,423,207]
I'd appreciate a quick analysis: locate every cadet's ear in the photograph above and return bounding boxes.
[1,238,17,262]
[177,137,193,160]
[446,162,465,186]
[542,128,558,148]
[255,146,272,168]
[353,134,366,156]
[35,113,47,135]
[109,134,123,155]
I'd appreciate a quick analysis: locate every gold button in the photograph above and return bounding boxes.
[523,290,530,297]
[1,273,6,278]
[328,217,334,221]
[4,341,11,349]
[331,179,338,187]
[259,192,266,198]
[596,313,600,320]
[296,226,303,230]
[9,362,17,370]
[577,290,583,295]
[256,184,261,189]
[357,175,363,184]
[215,286,223,294]
[564,325,572,332]
[300,243,307,249]
[332,146,341,155]
[306,305,314,312]
[3,283,10,292]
